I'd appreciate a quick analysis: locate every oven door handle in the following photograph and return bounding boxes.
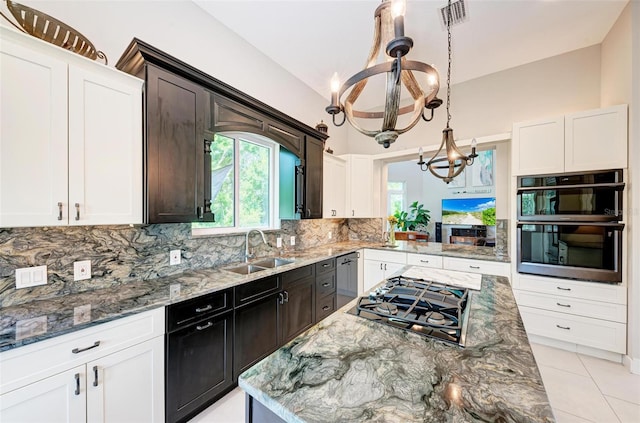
[517,181,625,192]
[517,221,625,229]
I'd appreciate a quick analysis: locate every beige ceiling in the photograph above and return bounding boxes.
[194,0,628,110]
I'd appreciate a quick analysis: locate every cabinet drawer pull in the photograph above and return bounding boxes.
[283,291,289,303]
[195,304,212,313]
[556,324,571,330]
[420,259,429,263]
[278,292,285,305]
[469,265,480,269]
[322,305,330,311]
[74,203,80,221]
[57,202,63,220]
[72,340,100,354]
[74,373,80,395]
[556,302,571,308]
[322,282,331,287]
[196,322,213,331]
[556,286,571,291]
[93,366,99,387]
[322,263,330,268]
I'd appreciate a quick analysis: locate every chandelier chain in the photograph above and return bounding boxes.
[446,0,452,128]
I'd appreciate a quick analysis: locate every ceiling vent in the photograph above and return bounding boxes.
[440,0,468,28]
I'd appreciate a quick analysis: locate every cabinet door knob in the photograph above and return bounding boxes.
[278,292,285,305]
[57,202,63,220]
[283,291,289,303]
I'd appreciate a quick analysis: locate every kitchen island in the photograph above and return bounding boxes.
[239,272,554,423]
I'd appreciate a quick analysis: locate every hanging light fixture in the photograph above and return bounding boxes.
[325,0,442,148]
[417,0,477,183]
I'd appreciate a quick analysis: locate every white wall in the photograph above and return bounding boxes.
[346,45,602,155]
[10,0,350,156]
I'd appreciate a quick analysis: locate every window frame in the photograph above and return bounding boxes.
[387,180,407,216]
[192,132,280,236]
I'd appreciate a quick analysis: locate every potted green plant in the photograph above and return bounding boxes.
[392,201,431,240]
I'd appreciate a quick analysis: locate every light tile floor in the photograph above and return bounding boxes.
[189,343,640,423]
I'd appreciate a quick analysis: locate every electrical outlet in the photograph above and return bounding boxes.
[15,265,47,289]
[170,283,181,300]
[73,261,91,281]
[170,250,181,265]
[74,304,91,325]
[290,236,296,246]
[327,231,332,239]
[276,237,282,248]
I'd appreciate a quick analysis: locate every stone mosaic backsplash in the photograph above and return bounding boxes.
[0,218,383,307]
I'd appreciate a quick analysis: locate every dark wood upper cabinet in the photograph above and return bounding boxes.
[304,136,324,219]
[145,64,213,223]
[117,38,327,223]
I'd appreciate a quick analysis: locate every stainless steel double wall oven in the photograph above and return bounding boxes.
[516,169,625,283]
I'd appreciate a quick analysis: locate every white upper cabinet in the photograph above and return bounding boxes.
[512,116,565,176]
[68,65,143,226]
[0,27,143,228]
[343,154,379,218]
[322,153,347,218]
[511,105,628,176]
[0,34,69,227]
[564,104,628,172]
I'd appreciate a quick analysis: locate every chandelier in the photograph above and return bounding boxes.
[417,0,477,183]
[325,0,442,148]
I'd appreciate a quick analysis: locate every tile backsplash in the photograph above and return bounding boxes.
[0,218,383,307]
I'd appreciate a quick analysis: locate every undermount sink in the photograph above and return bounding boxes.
[252,257,294,268]
[225,257,294,275]
[225,264,268,275]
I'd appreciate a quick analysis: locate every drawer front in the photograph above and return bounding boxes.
[1,308,164,395]
[514,290,626,323]
[406,253,443,269]
[518,306,626,354]
[316,294,336,322]
[235,276,280,307]
[316,273,336,297]
[442,257,509,277]
[167,288,232,332]
[516,274,626,304]
[281,264,313,286]
[364,249,407,264]
[315,258,336,275]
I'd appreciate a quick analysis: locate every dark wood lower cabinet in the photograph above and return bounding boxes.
[281,275,315,343]
[233,291,282,380]
[246,394,286,423]
[165,311,233,423]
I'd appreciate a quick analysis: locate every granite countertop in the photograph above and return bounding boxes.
[0,241,509,352]
[239,269,553,423]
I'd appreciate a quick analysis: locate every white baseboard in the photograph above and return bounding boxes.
[623,355,640,375]
[528,334,624,363]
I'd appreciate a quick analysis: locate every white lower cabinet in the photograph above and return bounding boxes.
[363,249,407,292]
[0,308,164,422]
[442,257,510,277]
[512,273,627,354]
[1,365,86,422]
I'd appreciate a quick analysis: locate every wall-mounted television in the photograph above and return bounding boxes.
[442,197,496,226]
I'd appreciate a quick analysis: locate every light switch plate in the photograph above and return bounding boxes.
[328,231,332,239]
[276,237,282,248]
[73,260,91,281]
[170,250,181,265]
[170,283,181,300]
[15,265,47,289]
[290,236,296,246]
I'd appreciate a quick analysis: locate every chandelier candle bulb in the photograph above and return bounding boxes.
[391,0,406,38]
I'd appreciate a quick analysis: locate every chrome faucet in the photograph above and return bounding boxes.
[244,229,267,262]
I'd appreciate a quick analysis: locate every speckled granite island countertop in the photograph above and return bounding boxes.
[0,241,508,352]
[238,271,553,423]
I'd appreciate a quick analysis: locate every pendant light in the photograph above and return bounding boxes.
[417,0,477,183]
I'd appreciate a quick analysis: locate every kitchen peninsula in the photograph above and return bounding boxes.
[239,272,554,423]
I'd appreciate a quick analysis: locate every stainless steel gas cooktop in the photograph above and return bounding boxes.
[347,275,471,347]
